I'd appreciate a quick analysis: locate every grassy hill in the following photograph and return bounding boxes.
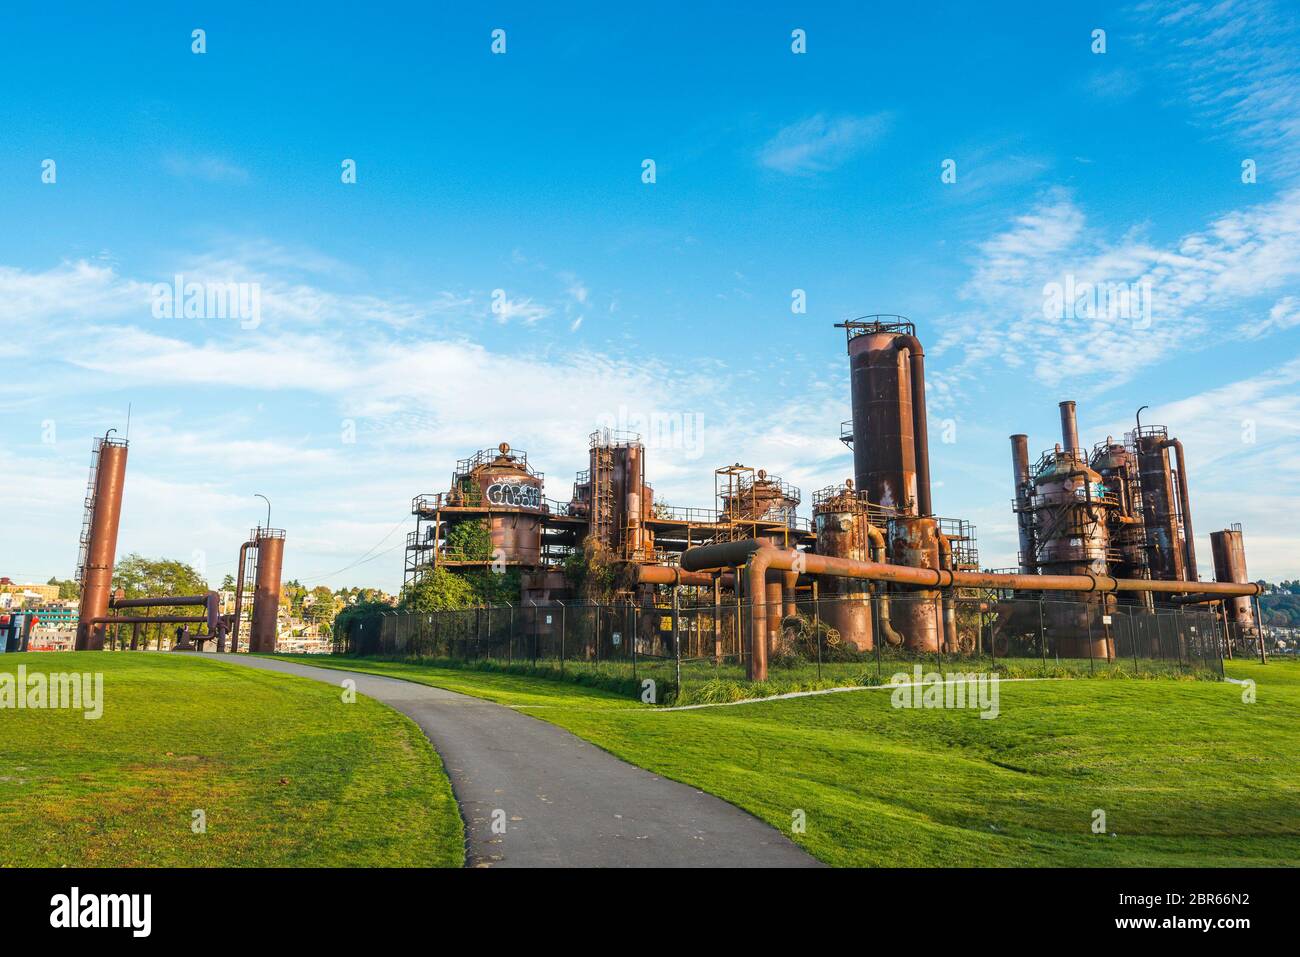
[0,653,463,867]
[276,654,1300,867]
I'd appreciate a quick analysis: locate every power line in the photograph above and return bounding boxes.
[296,515,410,584]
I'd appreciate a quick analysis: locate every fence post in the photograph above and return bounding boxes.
[560,601,566,675]
[673,586,681,698]
[1253,595,1268,664]
[812,582,822,683]
[1039,597,1052,664]
[873,587,881,680]
[1214,602,1226,677]
[1085,607,1095,675]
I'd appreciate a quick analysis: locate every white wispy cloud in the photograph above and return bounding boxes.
[936,186,1300,389]
[758,113,891,175]
[161,153,250,183]
[1131,0,1300,178]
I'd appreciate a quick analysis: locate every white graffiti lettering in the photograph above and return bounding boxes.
[486,482,541,509]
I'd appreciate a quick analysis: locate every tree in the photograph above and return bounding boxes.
[110,554,210,647]
[113,554,208,598]
[400,568,477,612]
[47,576,80,600]
[220,574,236,591]
[306,585,341,628]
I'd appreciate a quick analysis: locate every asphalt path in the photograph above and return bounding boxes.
[203,654,820,868]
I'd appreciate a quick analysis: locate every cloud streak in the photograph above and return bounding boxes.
[758,113,891,175]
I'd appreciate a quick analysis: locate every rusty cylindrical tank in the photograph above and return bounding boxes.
[1029,448,1114,658]
[812,482,874,651]
[847,328,918,514]
[1210,527,1256,639]
[75,436,129,651]
[476,443,544,564]
[888,516,941,652]
[249,528,285,653]
[1136,429,1186,583]
[1090,437,1151,608]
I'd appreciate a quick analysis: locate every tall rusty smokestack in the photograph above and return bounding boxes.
[75,435,129,651]
[1010,434,1035,574]
[248,528,285,653]
[1059,401,1080,453]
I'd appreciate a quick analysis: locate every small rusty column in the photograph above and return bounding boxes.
[248,528,286,653]
[75,436,129,650]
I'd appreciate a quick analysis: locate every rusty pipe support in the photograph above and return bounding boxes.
[892,334,932,517]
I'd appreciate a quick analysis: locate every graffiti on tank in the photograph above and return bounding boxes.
[486,481,542,509]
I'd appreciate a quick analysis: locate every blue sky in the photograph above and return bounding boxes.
[3,0,1299,590]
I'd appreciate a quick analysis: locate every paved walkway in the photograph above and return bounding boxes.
[202,654,820,868]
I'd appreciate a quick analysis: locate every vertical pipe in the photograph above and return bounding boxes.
[1059,401,1080,453]
[75,438,129,650]
[230,540,253,652]
[1166,439,1198,579]
[1010,434,1035,574]
[894,336,932,516]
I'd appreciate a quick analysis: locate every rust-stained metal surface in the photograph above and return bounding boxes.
[75,435,129,651]
[1010,434,1035,575]
[249,528,285,653]
[838,317,926,516]
[1136,425,1187,582]
[811,481,876,650]
[1211,525,1256,635]
[887,514,942,652]
[681,540,1260,682]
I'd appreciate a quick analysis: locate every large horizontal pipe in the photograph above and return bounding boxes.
[681,539,1262,684]
[681,540,764,572]
[682,540,1260,597]
[91,615,211,625]
[1170,593,1229,606]
[110,594,213,609]
[635,565,735,587]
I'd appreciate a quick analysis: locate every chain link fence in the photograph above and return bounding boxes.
[338,592,1234,703]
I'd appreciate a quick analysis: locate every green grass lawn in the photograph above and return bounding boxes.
[271,653,1300,867]
[0,652,463,867]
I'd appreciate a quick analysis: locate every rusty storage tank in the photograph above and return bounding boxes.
[581,430,654,560]
[720,470,801,527]
[887,515,943,652]
[1211,525,1257,640]
[466,443,544,564]
[812,481,875,651]
[837,316,940,651]
[1134,425,1187,583]
[838,317,930,514]
[249,527,285,653]
[75,434,129,651]
[1089,435,1151,606]
[1024,404,1115,658]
